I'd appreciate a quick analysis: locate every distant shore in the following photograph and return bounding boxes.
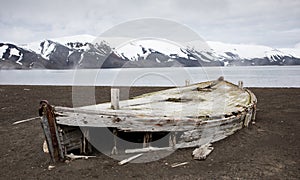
[1,66,299,88]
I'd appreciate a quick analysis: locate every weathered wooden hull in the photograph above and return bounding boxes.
[41,79,257,161]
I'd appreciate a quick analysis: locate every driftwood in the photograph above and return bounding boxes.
[12,117,39,125]
[192,143,214,160]
[125,146,173,154]
[66,153,96,160]
[118,153,143,165]
[171,162,189,168]
[47,165,55,170]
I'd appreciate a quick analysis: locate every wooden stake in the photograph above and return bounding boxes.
[111,88,120,110]
[238,81,243,89]
[111,129,118,155]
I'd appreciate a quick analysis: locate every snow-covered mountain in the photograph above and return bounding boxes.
[0,35,299,69]
[0,42,47,69]
[208,41,300,66]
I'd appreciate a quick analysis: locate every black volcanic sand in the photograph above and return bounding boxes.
[0,86,299,179]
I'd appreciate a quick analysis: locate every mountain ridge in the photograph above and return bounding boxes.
[1,35,299,69]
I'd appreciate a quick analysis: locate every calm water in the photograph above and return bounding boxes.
[0,66,299,87]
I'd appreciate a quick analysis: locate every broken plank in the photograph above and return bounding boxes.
[192,143,214,160]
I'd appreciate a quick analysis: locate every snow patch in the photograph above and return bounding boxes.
[115,39,189,61]
[16,53,23,65]
[265,49,288,62]
[41,41,56,60]
[279,48,300,58]
[21,41,42,53]
[0,45,9,58]
[193,51,215,62]
[207,41,274,59]
[22,35,96,53]
[223,61,229,66]
[207,41,298,60]
[9,48,20,58]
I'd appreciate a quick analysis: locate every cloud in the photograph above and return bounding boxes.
[295,42,300,49]
[0,0,299,47]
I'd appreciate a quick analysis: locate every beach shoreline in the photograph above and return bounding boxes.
[0,85,299,179]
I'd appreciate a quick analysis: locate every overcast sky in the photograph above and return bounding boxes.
[0,0,299,48]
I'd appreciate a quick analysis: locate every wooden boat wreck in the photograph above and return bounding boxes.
[39,77,257,162]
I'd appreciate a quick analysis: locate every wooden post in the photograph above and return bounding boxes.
[111,88,120,110]
[82,128,91,154]
[143,132,152,148]
[251,104,257,121]
[185,80,190,86]
[169,132,177,148]
[111,129,118,155]
[244,111,252,127]
[238,81,243,89]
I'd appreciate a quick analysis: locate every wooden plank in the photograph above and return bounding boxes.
[125,147,173,154]
[40,103,64,162]
[171,162,189,168]
[56,109,245,132]
[66,153,96,160]
[41,116,55,161]
[59,125,83,153]
[118,153,143,165]
[56,80,252,120]
[12,117,39,125]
